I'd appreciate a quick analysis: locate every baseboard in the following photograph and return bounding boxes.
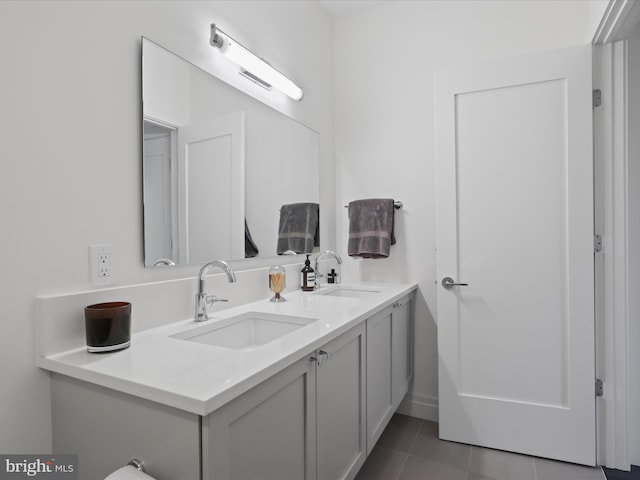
[396,393,438,422]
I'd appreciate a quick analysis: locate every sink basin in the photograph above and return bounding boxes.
[315,286,381,298]
[172,312,318,351]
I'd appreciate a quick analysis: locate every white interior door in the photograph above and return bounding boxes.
[177,111,245,264]
[436,45,595,465]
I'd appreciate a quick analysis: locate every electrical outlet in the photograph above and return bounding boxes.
[89,244,116,286]
[97,253,111,277]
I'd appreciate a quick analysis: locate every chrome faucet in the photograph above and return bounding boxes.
[194,260,237,322]
[314,250,343,288]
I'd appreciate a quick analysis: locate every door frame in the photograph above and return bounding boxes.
[593,0,640,470]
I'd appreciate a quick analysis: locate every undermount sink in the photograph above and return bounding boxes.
[315,286,381,298]
[172,312,318,351]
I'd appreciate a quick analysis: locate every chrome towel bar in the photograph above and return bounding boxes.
[344,200,403,209]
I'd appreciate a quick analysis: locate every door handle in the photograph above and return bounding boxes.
[441,276,469,289]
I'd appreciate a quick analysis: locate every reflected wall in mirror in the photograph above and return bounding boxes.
[142,38,320,267]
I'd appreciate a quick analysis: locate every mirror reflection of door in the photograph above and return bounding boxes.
[177,111,245,264]
[143,121,176,265]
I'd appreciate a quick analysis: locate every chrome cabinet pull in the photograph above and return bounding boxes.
[441,276,469,289]
[310,350,330,365]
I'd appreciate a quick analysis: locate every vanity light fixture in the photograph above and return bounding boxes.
[210,23,304,101]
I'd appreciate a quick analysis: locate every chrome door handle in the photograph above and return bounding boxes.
[441,276,469,289]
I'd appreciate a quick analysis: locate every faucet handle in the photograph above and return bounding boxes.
[205,295,229,307]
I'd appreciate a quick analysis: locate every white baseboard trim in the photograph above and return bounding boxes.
[396,393,439,422]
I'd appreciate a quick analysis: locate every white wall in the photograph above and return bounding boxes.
[627,20,640,466]
[0,0,333,453]
[333,0,598,420]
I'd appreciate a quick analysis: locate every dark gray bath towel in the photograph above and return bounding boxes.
[245,219,259,258]
[348,198,396,258]
[277,203,320,254]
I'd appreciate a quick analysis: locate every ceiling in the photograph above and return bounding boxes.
[318,0,389,18]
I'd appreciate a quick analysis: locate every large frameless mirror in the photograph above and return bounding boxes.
[142,37,320,267]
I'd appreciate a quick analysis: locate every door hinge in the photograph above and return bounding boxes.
[594,234,603,253]
[593,89,602,108]
[595,379,604,397]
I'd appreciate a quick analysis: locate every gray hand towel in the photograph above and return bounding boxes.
[277,203,320,255]
[348,198,396,258]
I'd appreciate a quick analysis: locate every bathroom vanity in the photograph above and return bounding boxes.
[41,283,415,479]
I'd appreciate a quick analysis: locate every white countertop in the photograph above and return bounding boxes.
[39,282,416,416]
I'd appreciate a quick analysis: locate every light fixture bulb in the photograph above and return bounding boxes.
[211,24,303,101]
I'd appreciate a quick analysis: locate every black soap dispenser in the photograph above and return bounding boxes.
[301,254,316,291]
[328,268,337,284]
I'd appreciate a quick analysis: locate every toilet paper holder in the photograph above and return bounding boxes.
[127,459,145,473]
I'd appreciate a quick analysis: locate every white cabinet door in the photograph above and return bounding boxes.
[436,45,595,465]
[366,305,393,454]
[316,323,366,480]
[203,356,316,480]
[366,295,414,454]
[391,297,412,408]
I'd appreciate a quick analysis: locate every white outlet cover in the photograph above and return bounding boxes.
[89,244,116,287]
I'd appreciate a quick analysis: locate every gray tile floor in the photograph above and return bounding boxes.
[355,414,606,480]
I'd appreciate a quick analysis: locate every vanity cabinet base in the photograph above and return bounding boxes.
[203,322,367,480]
[51,373,200,480]
[48,290,415,480]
